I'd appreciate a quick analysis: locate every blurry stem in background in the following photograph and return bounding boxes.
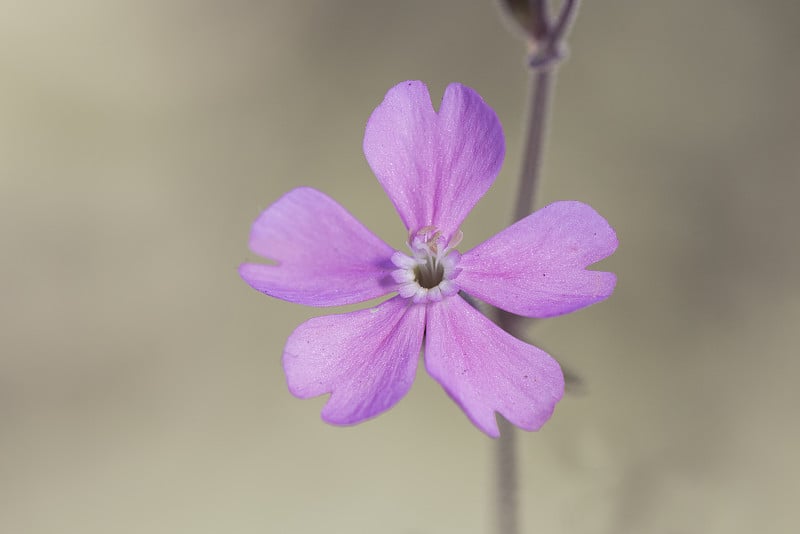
[493,2,581,534]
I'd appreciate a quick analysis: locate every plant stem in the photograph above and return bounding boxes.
[493,66,553,534]
[495,416,520,534]
[514,69,553,221]
[493,2,581,534]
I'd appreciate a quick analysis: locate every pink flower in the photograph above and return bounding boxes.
[240,81,617,437]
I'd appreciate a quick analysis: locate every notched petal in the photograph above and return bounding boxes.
[239,187,396,307]
[283,296,426,425]
[425,296,564,437]
[363,81,505,239]
[458,201,618,318]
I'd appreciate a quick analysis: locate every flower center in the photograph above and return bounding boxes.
[391,227,462,304]
[413,256,445,289]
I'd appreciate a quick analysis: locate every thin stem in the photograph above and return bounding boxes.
[512,68,553,226]
[492,68,553,534]
[492,2,581,534]
[495,417,519,534]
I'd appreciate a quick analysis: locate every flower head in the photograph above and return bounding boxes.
[239,81,617,437]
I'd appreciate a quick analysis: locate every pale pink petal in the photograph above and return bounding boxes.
[457,201,618,318]
[283,296,426,425]
[363,81,504,239]
[425,296,564,437]
[239,187,395,306]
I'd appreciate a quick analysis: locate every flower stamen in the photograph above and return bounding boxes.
[391,228,462,304]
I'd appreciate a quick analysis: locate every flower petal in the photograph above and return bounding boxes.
[425,296,564,437]
[363,81,504,239]
[239,187,395,306]
[457,201,618,318]
[283,296,426,425]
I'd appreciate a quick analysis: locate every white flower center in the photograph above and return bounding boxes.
[391,227,462,304]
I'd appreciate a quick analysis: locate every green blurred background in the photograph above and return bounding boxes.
[2,1,799,532]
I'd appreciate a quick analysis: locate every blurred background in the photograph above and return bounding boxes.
[2,1,799,532]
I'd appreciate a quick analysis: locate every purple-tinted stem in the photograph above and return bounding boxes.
[511,68,552,226]
[493,2,581,534]
[493,67,552,534]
